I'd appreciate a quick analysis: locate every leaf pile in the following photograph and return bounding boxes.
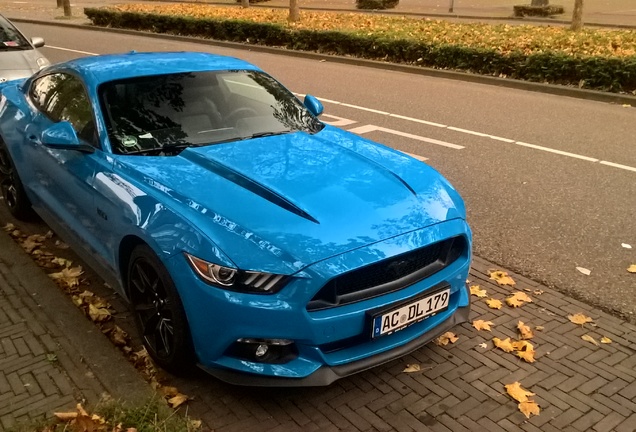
[107,3,636,59]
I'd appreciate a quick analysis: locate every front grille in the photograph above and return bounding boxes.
[307,236,466,311]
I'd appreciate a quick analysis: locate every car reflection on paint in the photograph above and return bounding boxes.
[0,51,471,386]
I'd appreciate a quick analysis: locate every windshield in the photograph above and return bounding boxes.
[99,70,324,155]
[0,16,31,50]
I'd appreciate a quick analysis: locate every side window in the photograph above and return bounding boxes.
[30,74,98,147]
[57,76,97,146]
[30,73,68,118]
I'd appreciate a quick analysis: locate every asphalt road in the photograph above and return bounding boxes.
[15,22,636,321]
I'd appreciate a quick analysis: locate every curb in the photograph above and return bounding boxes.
[16,18,636,106]
[0,230,154,405]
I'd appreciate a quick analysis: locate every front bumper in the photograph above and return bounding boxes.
[199,302,470,386]
[168,219,472,385]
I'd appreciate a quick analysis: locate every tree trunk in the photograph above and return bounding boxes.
[62,0,71,16]
[240,0,249,8]
[289,0,300,22]
[56,0,63,7]
[571,0,584,31]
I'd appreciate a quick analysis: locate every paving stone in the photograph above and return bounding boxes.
[593,412,626,432]
[570,410,605,431]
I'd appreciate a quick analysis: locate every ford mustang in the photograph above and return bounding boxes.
[0,51,471,386]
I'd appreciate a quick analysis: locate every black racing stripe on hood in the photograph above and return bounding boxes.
[182,150,320,224]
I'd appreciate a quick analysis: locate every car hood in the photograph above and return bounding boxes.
[0,49,40,79]
[116,126,465,272]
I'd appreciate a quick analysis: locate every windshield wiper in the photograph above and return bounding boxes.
[242,130,293,140]
[121,143,194,156]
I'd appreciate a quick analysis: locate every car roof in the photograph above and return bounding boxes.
[52,51,260,86]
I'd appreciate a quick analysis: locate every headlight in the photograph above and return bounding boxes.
[36,57,50,69]
[185,253,288,294]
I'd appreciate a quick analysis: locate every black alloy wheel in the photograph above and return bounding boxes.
[0,140,33,220]
[128,245,195,374]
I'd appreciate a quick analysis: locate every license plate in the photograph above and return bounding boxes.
[372,289,450,338]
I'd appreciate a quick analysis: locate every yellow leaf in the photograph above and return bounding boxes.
[581,334,599,346]
[160,386,180,397]
[493,337,515,353]
[435,332,459,346]
[506,292,532,307]
[167,393,189,408]
[53,412,78,421]
[49,266,84,288]
[600,337,612,344]
[519,400,541,418]
[489,270,516,286]
[486,298,503,309]
[505,381,535,403]
[88,304,111,322]
[472,320,494,331]
[470,285,487,297]
[516,350,536,363]
[106,325,129,346]
[3,223,16,232]
[403,364,421,373]
[517,321,534,340]
[51,257,73,268]
[627,264,636,273]
[511,340,534,352]
[568,313,594,325]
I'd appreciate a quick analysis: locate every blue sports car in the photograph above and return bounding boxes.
[0,51,471,386]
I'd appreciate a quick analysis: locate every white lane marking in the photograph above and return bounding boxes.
[599,161,636,173]
[315,96,636,171]
[321,114,357,127]
[389,113,446,128]
[404,152,429,161]
[515,142,599,162]
[45,45,98,56]
[347,124,464,150]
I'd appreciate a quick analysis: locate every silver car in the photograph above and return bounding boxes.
[0,14,49,82]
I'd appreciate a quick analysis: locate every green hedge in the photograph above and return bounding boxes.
[84,8,636,93]
[356,0,399,10]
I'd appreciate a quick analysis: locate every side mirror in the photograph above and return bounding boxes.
[30,37,45,48]
[304,94,323,117]
[41,121,94,153]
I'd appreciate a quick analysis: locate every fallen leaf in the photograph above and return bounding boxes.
[472,320,494,331]
[403,364,421,373]
[600,337,612,344]
[581,334,599,346]
[88,304,111,322]
[576,266,591,276]
[505,381,535,403]
[51,257,73,267]
[568,313,594,325]
[486,298,503,309]
[493,337,515,353]
[470,285,487,297]
[45,230,54,239]
[189,420,202,430]
[55,240,69,249]
[517,321,534,340]
[53,412,78,421]
[435,332,459,346]
[511,340,534,352]
[160,386,180,397]
[489,270,516,286]
[3,223,16,232]
[533,290,544,295]
[506,291,532,307]
[167,393,189,408]
[49,266,84,288]
[519,400,541,418]
[516,349,536,363]
[107,325,129,346]
[628,264,636,273]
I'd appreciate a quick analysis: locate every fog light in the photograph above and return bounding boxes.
[228,338,298,364]
[255,344,268,357]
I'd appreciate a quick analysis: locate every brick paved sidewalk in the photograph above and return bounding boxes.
[155,257,635,432]
[0,231,151,430]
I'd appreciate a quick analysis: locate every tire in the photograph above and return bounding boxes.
[127,244,195,374]
[0,139,34,220]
